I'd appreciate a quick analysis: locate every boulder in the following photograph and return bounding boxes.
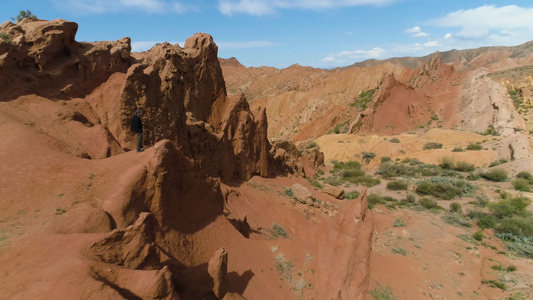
[290,183,314,204]
[323,184,345,199]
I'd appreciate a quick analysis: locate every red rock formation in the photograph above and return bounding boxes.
[0,18,131,100]
[350,72,432,134]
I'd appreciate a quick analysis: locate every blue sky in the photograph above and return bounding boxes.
[2,0,533,68]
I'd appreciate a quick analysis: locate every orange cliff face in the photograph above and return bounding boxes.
[0,18,375,300]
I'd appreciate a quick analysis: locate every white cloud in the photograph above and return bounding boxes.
[56,0,197,14]
[427,5,533,46]
[217,40,279,49]
[321,47,386,64]
[424,41,439,47]
[218,0,401,16]
[404,26,428,37]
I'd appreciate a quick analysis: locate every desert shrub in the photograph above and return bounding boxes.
[12,10,37,23]
[440,156,454,170]
[389,138,400,143]
[333,160,362,171]
[345,175,381,187]
[409,158,423,165]
[368,194,386,209]
[333,120,349,134]
[507,265,518,272]
[477,215,497,229]
[454,161,475,172]
[512,178,531,192]
[489,196,531,219]
[393,218,407,227]
[404,193,416,204]
[342,169,365,178]
[449,202,462,213]
[284,188,294,197]
[387,180,408,191]
[351,88,377,109]
[377,162,416,179]
[473,231,485,241]
[269,223,291,239]
[481,168,508,182]
[307,177,323,189]
[323,176,344,186]
[466,142,483,150]
[423,142,443,150]
[415,177,475,200]
[442,212,471,228]
[370,284,397,300]
[489,159,508,167]
[481,279,506,291]
[306,141,319,149]
[516,171,533,181]
[345,191,360,200]
[0,32,12,44]
[452,147,465,152]
[496,216,533,237]
[418,198,441,210]
[361,152,376,164]
[381,156,392,164]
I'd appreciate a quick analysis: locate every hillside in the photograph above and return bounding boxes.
[0,18,374,299]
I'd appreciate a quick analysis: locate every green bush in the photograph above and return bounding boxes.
[368,194,386,209]
[393,218,407,227]
[389,138,400,143]
[12,10,37,23]
[512,178,531,192]
[415,177,475,200]
[489,196,531,219]
[454,161,475,172]
[452,147,465,152]
[345,191,360,200]
[381,156,392,164]
[387,180,408,191]
[419,198,441,210]
[466,142,483,151]
[496,216,533,237]
[440,157,454,170]
[423,142,443,150]
[489,159,508,167]
[404,193,416,204]
[477,215,497,229]
[473,231,485,241]
[481,168,508,182]
[0,32,12,44]
[449,202,462,213]
[442,212,472,228]
[306,141,319,149]
[516,171,533,181]
[362,152,376,164]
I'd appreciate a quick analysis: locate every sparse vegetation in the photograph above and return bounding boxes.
[512,178,531,192]
[333,121,349,134]
[415,177,476,200]
[418,198,442,210]
[489,159,508,167]
[481,168,508,182]
[389,138,400,143]
[12,10,37,23]
[269,223,291,239]
[370,284,397,300]
[423,142,443,150]
[392,247,407,256]
[481,279,507,291]
[473,231,484,241]
[351,88,377,110]
[452,147,465,152]
[449,202,462,213]
[386,180,408,191]
[361,152,376,164]
[329,160,380,187]
[0,32,12,44]
[393,218,407,227]
[466,142,483,151]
